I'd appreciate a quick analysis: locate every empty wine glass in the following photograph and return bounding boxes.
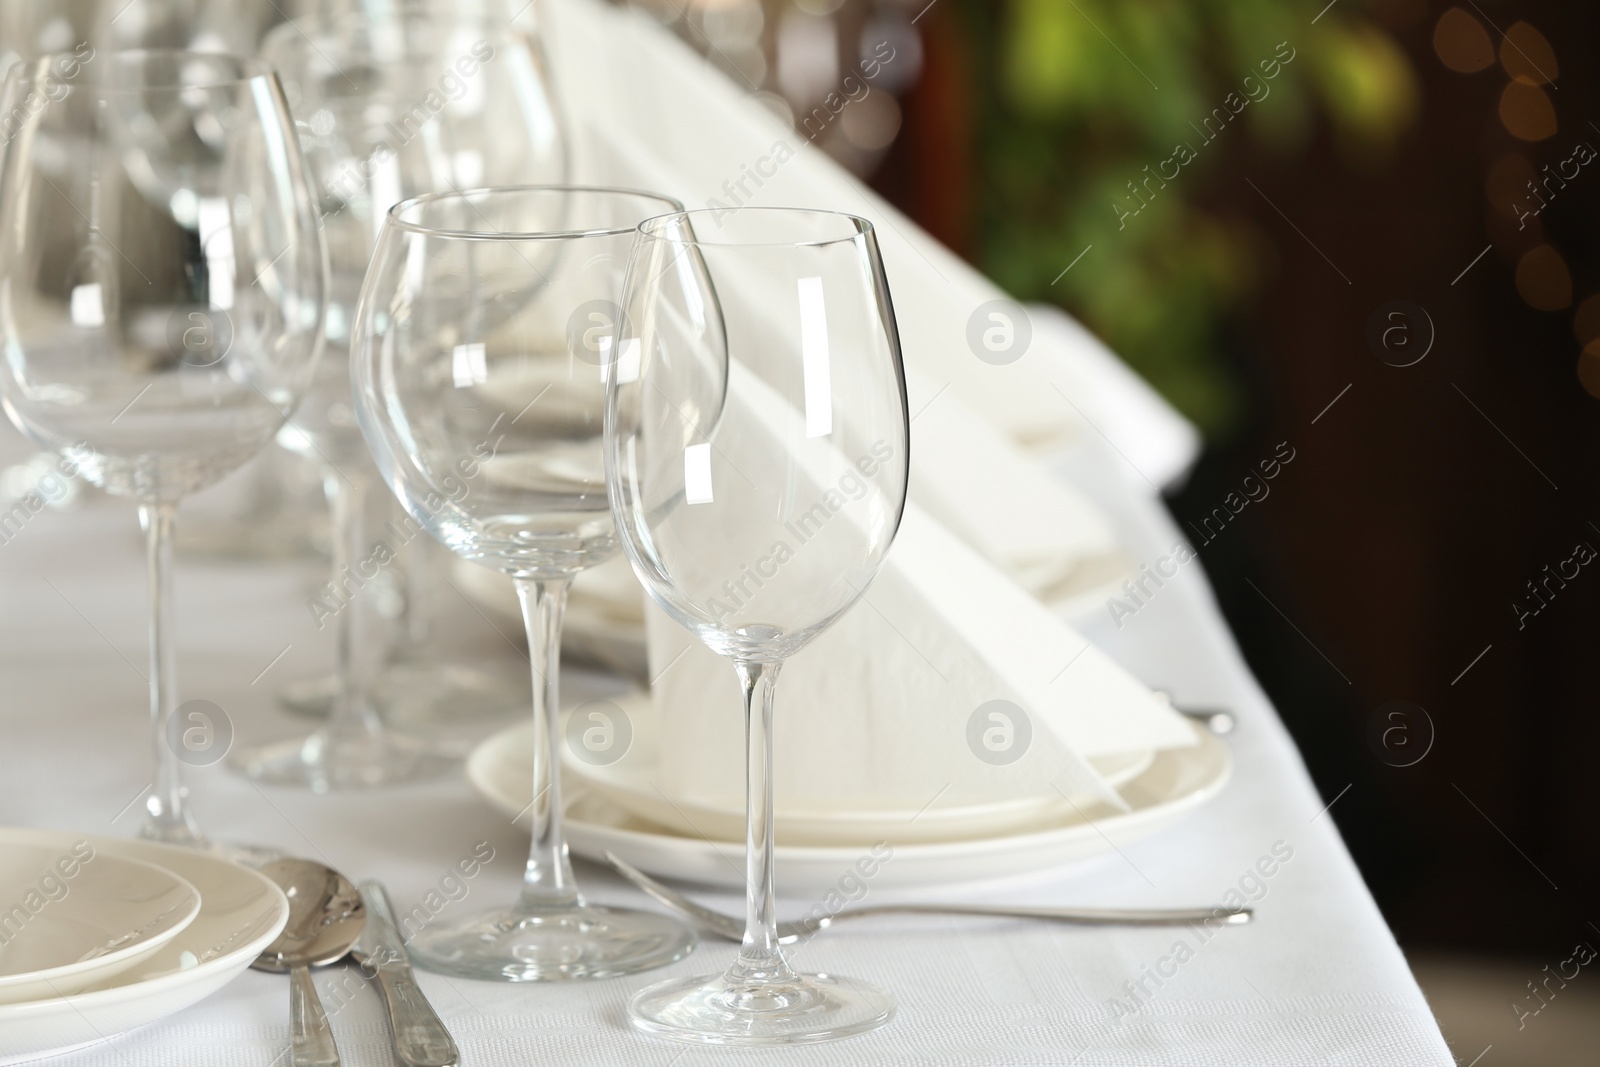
[0,50,325,847]
[605,208,909,1045]
[96,0,290,54]
[232,2,565,788]
[351,186,695,980]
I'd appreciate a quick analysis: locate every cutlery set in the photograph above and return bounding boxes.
[251,862,459,1067]
[233,850,1250,1065]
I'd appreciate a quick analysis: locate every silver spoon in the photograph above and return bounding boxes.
[605,852,1250,945]
[253,859,366,1067]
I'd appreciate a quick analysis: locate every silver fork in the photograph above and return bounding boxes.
[605,852,1251,945]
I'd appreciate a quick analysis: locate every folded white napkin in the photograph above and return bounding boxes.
[553,372,1131,626]
[645,361,1196,820]
[905,368,1131,603]
[649,504,1196,817]
[551,368,1132,627]
[1026,305,1202,490]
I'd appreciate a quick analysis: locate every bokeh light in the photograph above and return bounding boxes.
[1500,21,1558,85]
[840,90,901,150]
[1577,340,1600,398]
[1485,153,1535,218]
[1572,293,1600,344]
[1432,8,1494,74]
[1499,79,1557,141]
[1515,244,1572,310]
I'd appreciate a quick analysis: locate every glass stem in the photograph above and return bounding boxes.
[139,501,203,847]
[513,576,580,912]
[323,469,383,745]
[729,658,796,985]
[400,536,436,652]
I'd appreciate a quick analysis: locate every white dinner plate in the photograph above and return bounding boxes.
[469,719,1230,891]
[554,690,1155,846]
[0,830,290,1065]
[0,836,201,1005]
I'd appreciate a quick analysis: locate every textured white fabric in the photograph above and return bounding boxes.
[0,417,1450,1064]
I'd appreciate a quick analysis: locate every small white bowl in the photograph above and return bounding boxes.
[0,830,289,1063]
[0,838,201,1005]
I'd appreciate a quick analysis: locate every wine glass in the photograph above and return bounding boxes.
[232,3,565,789]
[0,50,326,847]
[351,185,695,980]
[95,0,290,54]
[604,208,909,1045]
[0,2,98,74]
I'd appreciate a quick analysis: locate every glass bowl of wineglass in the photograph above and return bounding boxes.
[605,207,910,1045]
[231,2,567,789]
[350,185,697,980]
[0,49,326,848]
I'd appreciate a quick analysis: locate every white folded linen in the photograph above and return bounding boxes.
[648,503,1197,816]
[550,370,1132,624]
[645,362,1196,818]
[545,8,1092,451]
[905,368,1131,602]
[1026,304,1202,491]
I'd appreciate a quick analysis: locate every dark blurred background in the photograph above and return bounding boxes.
[636,0,1600,1060]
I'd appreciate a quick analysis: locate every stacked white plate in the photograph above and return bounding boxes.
[0,829,290,1064]
[467,691,1231,892]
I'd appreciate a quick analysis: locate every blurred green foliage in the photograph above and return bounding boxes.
[963,0,1417,437]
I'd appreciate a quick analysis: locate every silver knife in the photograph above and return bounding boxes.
[352,881,460,1067]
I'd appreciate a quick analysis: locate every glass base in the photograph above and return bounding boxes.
[136,822,284,868]
[229,730,451,791]
[405,903,695,982]
[281,664,523,724]
[628,971,895,1046]
[277,674,342,717]
[382,663,526,734]
[279,665,524,758]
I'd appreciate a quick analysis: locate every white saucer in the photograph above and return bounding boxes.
[0,830,290,1065]
[469,719,1230,891]
[554,690,1155,846]
[0,837,201,1005]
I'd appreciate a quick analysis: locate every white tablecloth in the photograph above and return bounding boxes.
[0,415,1452,1065]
